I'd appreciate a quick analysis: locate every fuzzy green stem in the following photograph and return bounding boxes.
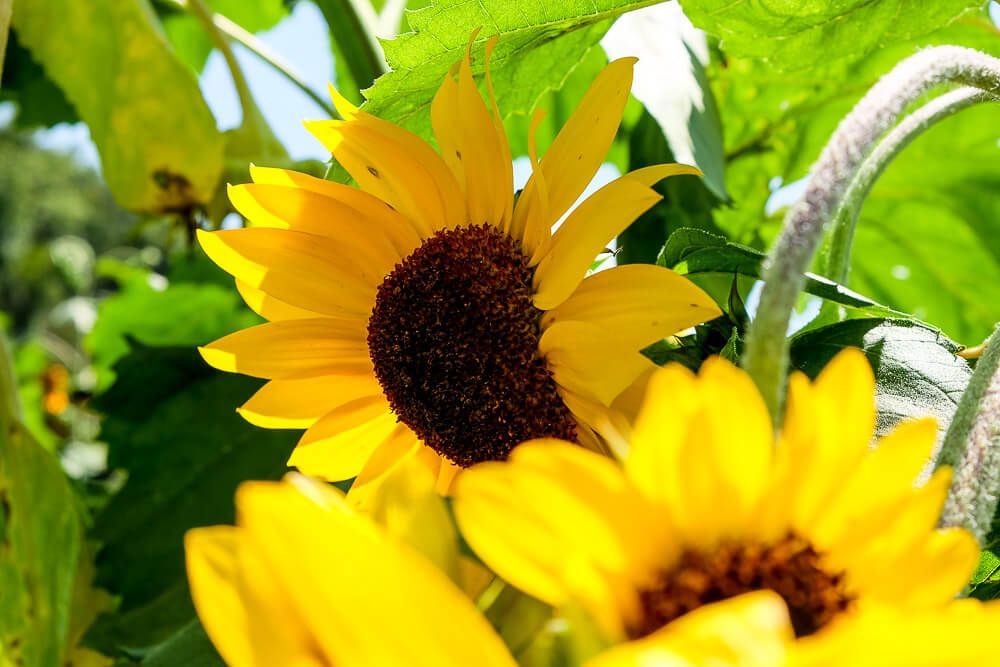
[937,326,1000,542]
[742,46,1000,420]
[819,87,996,284]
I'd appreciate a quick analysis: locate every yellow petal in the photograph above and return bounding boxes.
[197,228,376,318]
[185,528,254,667]
[626,359,774,547]
[238,374,384,429]
[431,38,512,229]
[512,58,636,240]
[248,165,422,257]
[347,427,424,510]
[539,320,658,406]
[532,169,699,310]
[288,409,399,481]
[541,264,720,349]
[585,591,793,667]
[229,183,401,281]
[454,439,667,637]
[305,115,465,235]
[774,348,876,532]
[234,480,518,666]
[235,279,323,321]
[199,319,371,380]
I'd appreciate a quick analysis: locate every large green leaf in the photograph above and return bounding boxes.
[12,0,224,211]
[86,345,296,655]
[0,420,82,666]
[362,0,659,137]
[0,29,78,128]
[789,319,972,440]
[709,13,1000,342]
[680,0,980,70]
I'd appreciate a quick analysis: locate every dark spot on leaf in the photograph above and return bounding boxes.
[456,150,462,160]
[0,490,9,546]
[367,165,379,178]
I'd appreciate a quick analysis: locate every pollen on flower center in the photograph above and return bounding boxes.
[366,223,578,468]
[629,533,854,639]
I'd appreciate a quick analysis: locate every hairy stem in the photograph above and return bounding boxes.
[819,87,996,284]
[938,327,1000,543]
[742,46,1000,420]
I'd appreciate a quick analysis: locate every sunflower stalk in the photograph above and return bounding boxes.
[937,326,1000,543]
[818,87,997,285]
[742,46,1000,420]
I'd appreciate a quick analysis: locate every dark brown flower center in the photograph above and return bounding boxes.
[367,223,577,467]
[629,533,854,639]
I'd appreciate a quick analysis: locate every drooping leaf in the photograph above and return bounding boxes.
[12,0,224,211]
[362,0,659,138]
[679,0,981,70]
[86,345,296,654]
[0,29,78,128]
[789,318,972,441]
[0,419,82,666]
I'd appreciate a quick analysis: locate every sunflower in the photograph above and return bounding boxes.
[185,475,795,667]
[453,348,1000,661]
[197,36,719,491]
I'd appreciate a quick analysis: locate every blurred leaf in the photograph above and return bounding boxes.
[0,30,78,128]
[603,3,726,199]
[132,620,223,667]
[161,0,287,74]
[0,419,82,666]
[658,228,914,320]
[362,0,659,137]
[0,0,10,77]
[86,345,296,654]
[12,0,224,211]
[680,0,980,70]
[789,318,972,440]
[85,255,260,391]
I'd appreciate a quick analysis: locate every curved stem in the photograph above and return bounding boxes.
[741,46,1000,420]
[938,326,1000,543]
[208,10,339,118]
[187,0,257,124]
[819,87,996,284]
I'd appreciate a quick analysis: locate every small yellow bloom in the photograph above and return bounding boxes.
[196,36,719,493]
[185,477,798,667]
[454,348,1000,661]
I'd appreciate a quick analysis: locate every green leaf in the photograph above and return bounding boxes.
[708,13,1000,342]
[362,0,659,137]
[86,345,296,654]
[789,318,972,439]
[657,227,914,320]
[0,0,10,77]
[85,255,260,391]
[679,0,981,70]
[162,0,287,74]
[0,420,82,666]
[135,620,223,667]
[0,29,78,128]
[12,0,224,211]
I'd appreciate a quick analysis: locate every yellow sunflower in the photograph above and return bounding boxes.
[196,37,719,491]
[454,348,1000,661]
[185,475,795,667]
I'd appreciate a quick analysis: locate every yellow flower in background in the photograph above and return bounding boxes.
[196,36,719,492]
[185,476,797,667]
[454,348,1000,661]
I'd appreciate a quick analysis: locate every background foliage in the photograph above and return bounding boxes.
[1,0,998,663]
